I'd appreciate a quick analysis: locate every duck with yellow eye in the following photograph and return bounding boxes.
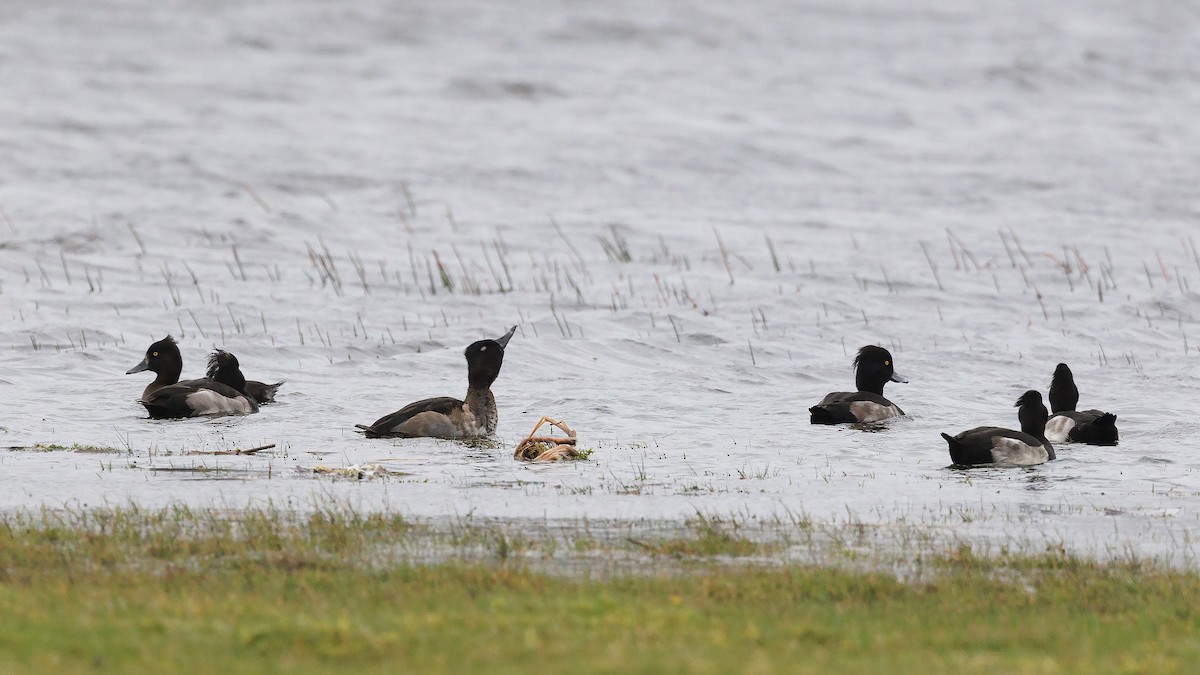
[809,345,908,425]
[127,335,282,406]
[125,336,258,419]
[126,336,185,400]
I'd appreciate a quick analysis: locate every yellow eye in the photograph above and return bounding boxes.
[152,352,158,357]
[884,360,890,366]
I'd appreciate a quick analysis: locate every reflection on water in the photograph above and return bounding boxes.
[848,420,908,434]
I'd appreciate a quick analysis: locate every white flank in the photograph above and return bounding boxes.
[185,390,254,416]
[1044,416,1076,443]
[849,401,901,423]
[990,437,1049,466]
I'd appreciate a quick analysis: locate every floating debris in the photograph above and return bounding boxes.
[186,443,276,456]
[514,417,585,462]
[19,443,122,454]
[312,463,393,480]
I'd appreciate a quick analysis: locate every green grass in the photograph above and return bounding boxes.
[0,507,1198,673]
[637,514,768,558]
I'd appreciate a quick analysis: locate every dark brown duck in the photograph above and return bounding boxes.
[356,326,517,439]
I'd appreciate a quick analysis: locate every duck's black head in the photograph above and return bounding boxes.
[1048,363,1079,413]
[853,345,908,395]
[465,325,517,389]
[127,336,182,381]
[206,349,248,393]
[1015,389,1050,438]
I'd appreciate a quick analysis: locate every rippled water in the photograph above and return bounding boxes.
[2,0,1199,562]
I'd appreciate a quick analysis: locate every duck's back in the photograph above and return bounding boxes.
[141,378,257,419]
[811,391,903,424]
[357,397,465,438]
[943,427,1051,466]
[1046,410,1118,445]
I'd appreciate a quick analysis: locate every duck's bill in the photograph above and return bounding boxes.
[495,325,518,348]
[126,359,150,374]
[890,372,909,383]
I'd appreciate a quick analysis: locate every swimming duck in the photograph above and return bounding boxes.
[355,326,517,439]
[127,336,282,404]
[126,337,258,419]
[809,345,908,424]
[941,390,1055,466]
[1044,363,1118,445]
[206,349,283,404]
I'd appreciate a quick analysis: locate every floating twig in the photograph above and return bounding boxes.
[514,417,582,462]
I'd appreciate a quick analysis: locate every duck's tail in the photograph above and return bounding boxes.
[140,400,179,420]
[809,405,846,425]
[941,432,968,465]
[1091,413,1119,444]
[255,381,285,404]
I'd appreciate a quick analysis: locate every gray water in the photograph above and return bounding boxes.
[2,0,1200,562]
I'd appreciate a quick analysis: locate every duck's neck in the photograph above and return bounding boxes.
[856,375,884,396]
[1021,422,1047,441]
[152,364,181,388]
[464,386,497,435]
[1048,386,1077,413]
[142,366,180,399]
[219,369,249,395]
[1020,412,1048,441]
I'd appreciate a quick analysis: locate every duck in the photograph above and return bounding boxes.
[126,336,282,405]
[206,349,283,404]
[941,390,1055,466]
[126,337,258,419]
[809,345,908,424]
[355,325,517,439]
[1044,363,1118,445]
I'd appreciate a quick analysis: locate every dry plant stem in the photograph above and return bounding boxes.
[522,436,577,446]
[514,417,578,461]
[186,444,276,456]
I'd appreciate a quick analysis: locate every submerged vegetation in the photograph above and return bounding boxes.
[0,505,1198,673]
[22,442,122,453]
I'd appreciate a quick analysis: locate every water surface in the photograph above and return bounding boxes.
[1,0,1199,562]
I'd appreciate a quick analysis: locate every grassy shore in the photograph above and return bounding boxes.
[0,506,1197,673]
